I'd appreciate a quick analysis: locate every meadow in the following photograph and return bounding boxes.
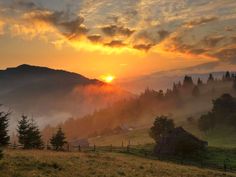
[0,149,236,177]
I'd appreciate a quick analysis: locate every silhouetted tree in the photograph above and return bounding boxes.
[207,74,214,83]
[223,71,231,81]
[150,116,175,143]
[197,78,203,86]
[183,75,194,88]
[17,115,43,149]
[50,127,67,151]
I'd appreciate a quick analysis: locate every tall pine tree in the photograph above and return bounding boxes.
[27,119,43,149]
[17,115,43,149]
[50,127,67,151]
[0,108,10,159]
[0,111,10,146]
[17,115,30,149]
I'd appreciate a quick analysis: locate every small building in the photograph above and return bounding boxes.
[155,127,208,155]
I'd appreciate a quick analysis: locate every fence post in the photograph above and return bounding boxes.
[78,145,81,152]
[94,144,96,152]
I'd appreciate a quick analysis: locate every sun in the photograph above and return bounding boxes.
[101,75,115,83]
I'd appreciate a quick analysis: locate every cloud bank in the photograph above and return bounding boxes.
[0,0,236,61]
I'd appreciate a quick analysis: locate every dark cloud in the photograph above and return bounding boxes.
[202,35,224,47]
[133,44,153,51]
[101,25,135,37]
[87,34,102,43]
[185,16,218,27]
[169,37,208,55]
[17,1,37,9]
[11,0,39,10]
[104,40,127,47]
[158,30,170,41]
[133,30,159,44]
[31,10,88,39]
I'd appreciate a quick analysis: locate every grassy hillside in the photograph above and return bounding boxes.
[89,128,154,146]
[0,150,235,177]
[89,126,236,148]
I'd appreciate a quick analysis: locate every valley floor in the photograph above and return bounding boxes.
[0,149,235,177]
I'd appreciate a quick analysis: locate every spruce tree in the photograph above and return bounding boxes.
[0,108,10,160]
[50,127,67,151]
[27,119,43,149]
[17,115,43,149]
[17,115,30,149]
[207,74,214,83]
[0,111,10,146]
[197,78,203,86]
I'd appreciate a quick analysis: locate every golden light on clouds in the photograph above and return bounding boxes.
[0,0,236,80]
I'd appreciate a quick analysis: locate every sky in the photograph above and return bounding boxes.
[0,0,236,80]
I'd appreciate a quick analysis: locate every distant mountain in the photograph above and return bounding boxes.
[0,64,131,127]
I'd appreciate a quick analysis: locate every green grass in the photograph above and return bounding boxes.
[89,128,154,146]
[0,149,235,177]
[124,145,236,172]
[89,125,236,148]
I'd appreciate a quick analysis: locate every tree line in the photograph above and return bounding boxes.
[0,111,68,159]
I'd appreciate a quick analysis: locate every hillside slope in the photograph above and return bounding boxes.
[0,64,131,127]
[0,150,235,177]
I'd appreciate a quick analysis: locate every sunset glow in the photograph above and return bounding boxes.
[0,0,236,79]
[101,75,115,83]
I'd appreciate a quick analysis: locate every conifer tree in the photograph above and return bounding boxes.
[0,108,10,160]
[17,115,30,149]
[17,115,43,149]
[0,111,10,146]
[50,127,67,151]
[27,119,43,149]
[197,78,203,86]
[207,74,214,83]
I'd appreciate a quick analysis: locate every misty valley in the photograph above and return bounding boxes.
[1,65,236,177]
[1,0,236,176]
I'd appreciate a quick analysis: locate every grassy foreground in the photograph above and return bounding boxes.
[0,149,235,177]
